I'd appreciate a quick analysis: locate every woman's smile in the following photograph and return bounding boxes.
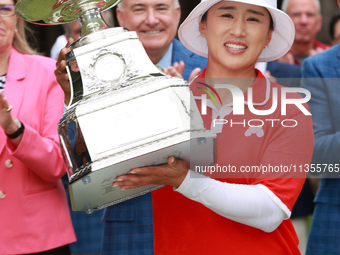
[224,40,248,54]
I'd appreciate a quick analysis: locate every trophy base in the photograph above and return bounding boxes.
[69,135,215,212]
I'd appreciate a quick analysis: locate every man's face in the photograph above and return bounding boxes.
[116,0,181,57]
[286,0,322,44]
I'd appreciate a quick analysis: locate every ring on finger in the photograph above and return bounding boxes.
[5,105,12,112]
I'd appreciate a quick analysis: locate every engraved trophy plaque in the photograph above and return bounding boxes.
[15,0,216,213]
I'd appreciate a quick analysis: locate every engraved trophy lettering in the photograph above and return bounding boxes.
[15,0,215,213]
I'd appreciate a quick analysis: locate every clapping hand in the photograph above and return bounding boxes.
[163,60,201,83]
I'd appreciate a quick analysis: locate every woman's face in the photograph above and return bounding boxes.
[0,0,18,53]
[199,1,272,73]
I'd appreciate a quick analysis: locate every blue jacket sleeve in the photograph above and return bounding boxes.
[301,56,340,166]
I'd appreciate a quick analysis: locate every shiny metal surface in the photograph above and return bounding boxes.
[59,110,92,182]
[65,28,163,106]
[55,26,216,211]
[59,75,216,211]
[15,0,121,26]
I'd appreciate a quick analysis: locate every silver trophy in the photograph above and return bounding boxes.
[15,0,215,213]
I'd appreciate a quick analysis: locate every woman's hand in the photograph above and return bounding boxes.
[112,156,189,190]
[0,93,22,146]
[0,93,16,134]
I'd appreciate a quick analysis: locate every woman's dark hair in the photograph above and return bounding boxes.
[329,13,340,40]
[201,9,275,31]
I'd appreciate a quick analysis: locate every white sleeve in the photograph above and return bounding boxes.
[175,170,290,233]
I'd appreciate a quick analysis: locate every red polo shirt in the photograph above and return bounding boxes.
[152,69,314,255]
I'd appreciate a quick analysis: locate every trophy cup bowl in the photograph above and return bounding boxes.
[15,0,216,213]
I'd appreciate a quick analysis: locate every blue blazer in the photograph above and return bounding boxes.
[172,38,207,81]
[301,44,340,206]
[101,39,207,255]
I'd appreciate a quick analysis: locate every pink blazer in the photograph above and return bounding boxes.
[0,48,76,254]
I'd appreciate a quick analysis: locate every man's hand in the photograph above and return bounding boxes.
[54,38,75,105]
[163,60,201,83]
[112,156,189,190]
[163,61,185,78]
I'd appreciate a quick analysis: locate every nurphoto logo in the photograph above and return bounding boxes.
[197,82,311,116]
[196,81,311,128]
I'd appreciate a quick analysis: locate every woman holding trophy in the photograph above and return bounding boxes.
[113,0,314,254]
[0,0,76,254]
